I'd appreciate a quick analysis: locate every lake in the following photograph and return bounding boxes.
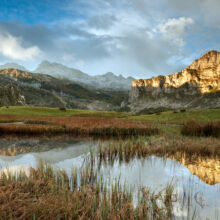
[0,137,219,220]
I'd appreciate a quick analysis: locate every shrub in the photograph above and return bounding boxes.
[59,107,66,111]
[181,120,220,137]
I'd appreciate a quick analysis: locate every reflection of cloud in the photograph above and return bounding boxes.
[1,165,31,177]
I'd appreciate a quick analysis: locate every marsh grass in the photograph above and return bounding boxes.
[181,121,220,137]
[0,116,159,137]
[0,161,178,220]
[97,137,220,165]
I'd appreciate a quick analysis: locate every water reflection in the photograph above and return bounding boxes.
[0,138,219,219]
[174,157,220,185]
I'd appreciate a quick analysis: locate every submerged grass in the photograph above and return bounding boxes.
[0,161,177,220]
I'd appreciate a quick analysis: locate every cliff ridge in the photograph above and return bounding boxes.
[130,50,220,113]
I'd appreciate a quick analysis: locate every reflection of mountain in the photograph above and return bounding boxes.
[171,157,220,185]
[0,139,91,162]
[0,139,220,185]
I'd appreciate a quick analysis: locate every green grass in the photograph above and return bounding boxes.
[0,106,129,118]
[128,109,220,123]
[0,106,219,123]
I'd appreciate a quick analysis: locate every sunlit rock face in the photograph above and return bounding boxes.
[130,50,220,113]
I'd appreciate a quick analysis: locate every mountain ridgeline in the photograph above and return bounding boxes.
[130,50,220,113]
[0,61,135,91]
[0,50,220,112]
[0,68,129,111]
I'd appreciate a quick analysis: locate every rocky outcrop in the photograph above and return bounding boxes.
[130,50,220,113]
[0,84,26,106]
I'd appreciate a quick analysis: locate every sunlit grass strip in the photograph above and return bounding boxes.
[0,162,176,219]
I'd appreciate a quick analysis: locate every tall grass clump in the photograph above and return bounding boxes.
[97,137,220,165]
[181,121,220,137]
[0,161,177,219]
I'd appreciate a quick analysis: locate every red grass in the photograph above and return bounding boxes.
[0,115,158,137]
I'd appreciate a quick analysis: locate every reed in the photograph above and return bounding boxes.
[0,116,159,137]
[0,161,177,220]
[97,136,220,165]
[181,120,220,137]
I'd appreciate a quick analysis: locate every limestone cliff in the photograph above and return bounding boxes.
[130,50,220,113]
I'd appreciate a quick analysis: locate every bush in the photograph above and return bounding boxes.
[59,107,66,111]
[181,120,220,137]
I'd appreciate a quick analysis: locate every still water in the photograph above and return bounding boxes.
[0,137,219,219]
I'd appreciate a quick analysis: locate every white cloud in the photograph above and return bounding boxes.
[158,17,194,46]
[0,34,41,61]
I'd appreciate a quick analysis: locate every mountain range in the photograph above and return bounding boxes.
[0,50,220,112]
[0,61,134,90]
[0,68,129,110]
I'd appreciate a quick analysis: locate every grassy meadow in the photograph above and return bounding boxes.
[0,106,219,137]
[0,106,219,121]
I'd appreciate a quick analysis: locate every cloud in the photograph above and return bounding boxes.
[161,0,220,27]
[158,17,194,46]
[0,34,41,61]
[0,0,219,78]
[88,14,117,30]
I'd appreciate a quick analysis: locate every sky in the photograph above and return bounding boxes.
[0,0,219,78]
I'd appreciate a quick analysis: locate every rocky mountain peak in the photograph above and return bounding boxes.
[189,50,220,70]
[132,50,220,94]
[130,50,220,113]
[34,61,134,90]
